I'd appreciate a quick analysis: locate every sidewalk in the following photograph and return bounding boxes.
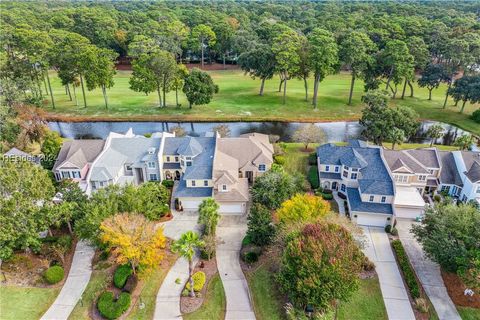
[362,226,415,320]
[41,240,95,320]
[216,215,256,320]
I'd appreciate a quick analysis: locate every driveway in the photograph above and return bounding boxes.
[216,215,256,320]
[41,240,95,320]
[396,219,461,320]
[361,226,415,320]
[154,211,200,320]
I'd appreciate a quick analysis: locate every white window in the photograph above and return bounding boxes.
[325,165,330,172]
[55,172,61,180]
[149,174,158,181]
[341,184,346,192]
[352,168,358,172]
[175,156,179,162]
[166,156,171,162]
[186,161,192,166]
[259,164,266,172]
[204,180,208,186]
[99,181,105,187]
[369,195,374,202]
[335,166,339,172]
[192,180,196,186]
[351,173,357,179]
[125,164,132,171]
[342,170,348,178]
[148,161,156,169]
[72,171,81,179]
[222,184,227,191]
[394,175,408,183]
[476,186,480,194]
[344,166,349,170]
[381,196,386,203]
[418,175,426,181]
[186,156,192,160]
[62,171,70,179]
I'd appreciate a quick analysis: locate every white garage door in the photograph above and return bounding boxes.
[356,214,387,227]
[219,202,245,215]
[180,199,203,211]
[395,206,423,219]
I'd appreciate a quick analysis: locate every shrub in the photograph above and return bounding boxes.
[471,109,480,124]
[246,203,276,246]
[123,274,138,293]
[308,153,317,166]
[362,256,375,271]
[390,227,398,236]
[243,251,259,264]
[161,180,174,188]
[97,291,131,320]
[307,166,319,189]
[385,225,392,233]
[57,235,73,250]
[433,194,441,202]
[186,271,206,292]
[392,240,420,299]
[322,189,333,194]
[274,155,286,165]
[415,298,429,313]
[320,193,333,200]
[44,265,64,284]
[114,265,133,289]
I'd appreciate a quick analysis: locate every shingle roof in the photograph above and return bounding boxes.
[438,151,463,186]
[163,163,181,169]
[177,137,203,157]
[320,172,341,180]
[383,149,429,174]
[53,140,105,171]
[347,188,393,215]
[406,149,440,169]
[460,151,480,183]
[340,149,368,168]
[174,180,212,198]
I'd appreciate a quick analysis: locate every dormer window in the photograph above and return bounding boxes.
[175,156,179,162]
[325,165,330,172]
[335,166,339,173]
[222,184,227,192]
[166,156,171,162]
[344,165,349,170]
[148,161,156,169]
[192,180,196,186]
[369,195,374,202]
[259,164,266,172]
[381,196,386,203]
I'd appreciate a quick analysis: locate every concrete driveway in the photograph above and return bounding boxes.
[361,226,415,320]
[396,219,461,320]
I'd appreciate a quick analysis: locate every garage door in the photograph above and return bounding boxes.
[180,199,203,211]
[356,214,387,227]
[395,206,423,219]
[219,202,245,215]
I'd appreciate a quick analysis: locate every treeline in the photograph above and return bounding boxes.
[0,1,479,110]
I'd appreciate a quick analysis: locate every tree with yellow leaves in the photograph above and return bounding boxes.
[275,193,330,225]
[100,213,167,275]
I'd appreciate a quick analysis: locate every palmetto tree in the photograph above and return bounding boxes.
[171,231,204,297]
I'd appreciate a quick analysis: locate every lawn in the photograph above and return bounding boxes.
[0,286,60,320]
[44,69,480,136]
[458,307,480,320]
[282,142,318,176]
[183,274,226,320]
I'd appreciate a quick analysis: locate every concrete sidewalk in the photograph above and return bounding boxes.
[216,215,256,320]
[362,226,415,320]
[41,240,95,320]
[396,219,460,320]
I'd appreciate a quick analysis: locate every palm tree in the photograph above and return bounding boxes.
[171,231,204,297]
[454,134,475,151]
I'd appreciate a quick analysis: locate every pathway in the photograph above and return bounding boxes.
[396,219,461,320]
[41,240,95,320]
[333,192,346,216]
[153,211,200,320]
[216,215,256,320]
[361,226,415,320]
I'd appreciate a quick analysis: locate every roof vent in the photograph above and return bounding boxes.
[148,147,156,154]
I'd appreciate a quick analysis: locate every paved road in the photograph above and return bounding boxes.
[154,211,200,320]
[361,226,415,320]
[216,215,256,320]
[41,240,95,320]
[396,219,461,320]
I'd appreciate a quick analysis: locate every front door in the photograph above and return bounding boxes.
[246,171,254,183]
[332,182,337,190]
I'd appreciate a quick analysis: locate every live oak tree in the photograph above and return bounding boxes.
[308,28,338,109]
[182,68,218,108]
[100,213,167,275]
[403,36,429,98]
[418,64,450,100]
[238,44,276,96]
[380,40,414,98]
[292,124,326,150]
[447,75,480,113]
[190,24,216,68]
[85,47,118,109]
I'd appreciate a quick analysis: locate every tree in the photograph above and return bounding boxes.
[426,124,444,146]
[308,28,338,108]
[238,44,276,96]
[454,134,475,151]
[412,203,480,291]
[213,18,238,69]
[403,36,430,98]
[100,213,167,275]
[339,31,376,105]
[272,30,304,104]
[121,182,170,220]
[275,194,330,225]
[40,130,62,170]
[380,40,414,98]
[171,231,204,297]
[418,64,450,100]
[278,221,364,312]
[190,24,216,68]
[387,127,405,150]
[212,124,230,137]
[246,203,276,246]
[171,64,189,107]
[198,198,220,236]
[447,75,480,113]
[292,124,326,150]
[85,47,118,109]
[183,68,218,108]
[251,166,304,210]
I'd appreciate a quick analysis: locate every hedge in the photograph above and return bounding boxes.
[308,153,317,166]
[161,180,174,188]
[320,193,333,200]
[391,240,420,299]
[114,265,133,289]
[472,109,480,123]
[307,166,320,189]
[186,271,206,292]
[44,265,64,284]
[274,155,286,165]
[97,291,131,320]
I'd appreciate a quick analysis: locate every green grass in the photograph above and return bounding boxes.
[69,268,109,320]
[282,143,318,176]
[337,277,388,320]
[458,307,480,320]
[44,70,480,136]
[0,286,60,320]
[183,274,226,320]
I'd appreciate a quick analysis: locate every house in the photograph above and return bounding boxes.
[53,140,105,191]
[317,140,395,227]
[87,130,171,193]
[451,151,480,205]
[3,147,40,164]
[437,151,463,197]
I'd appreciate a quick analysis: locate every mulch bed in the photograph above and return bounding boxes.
[180,258,218,314]
[441,270,480,309]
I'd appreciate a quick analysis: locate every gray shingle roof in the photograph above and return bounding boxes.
[53,140,105,171]
[461,151,480,183]
[438,151,463,186]
[347,188,393,215]
[340,149,368,168]
[174,180,212,198]
[406,149,440,169]
[163,163,181,169]
[383,149,429,174]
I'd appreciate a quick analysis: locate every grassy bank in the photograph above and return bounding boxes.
[458,307,480,320]
[0,286,60,320]
[44,70,479,136]
[183,274,226,320]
